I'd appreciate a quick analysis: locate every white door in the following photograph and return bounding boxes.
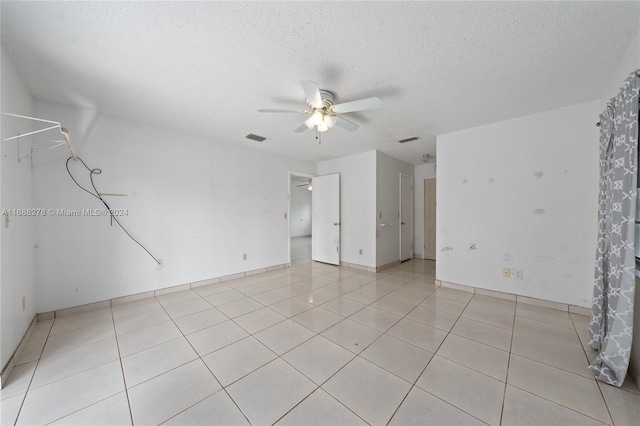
[424,178,436,260]
[312,173,340,265]
[400,173,413,261]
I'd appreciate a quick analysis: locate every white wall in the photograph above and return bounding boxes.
[290,184,311,237]
[376,151,414,267]
[599,31,640,110]
[414,162,437,259]
[1,47,37,369]
[318,151,376,267]
[437,101,600,307]
[33,99,315,313]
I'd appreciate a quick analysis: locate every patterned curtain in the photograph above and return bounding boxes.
[589,69,639,387]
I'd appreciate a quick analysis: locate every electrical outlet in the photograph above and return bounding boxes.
[243,253,247,260]
[502,268,511,278]
[512,269,523,280]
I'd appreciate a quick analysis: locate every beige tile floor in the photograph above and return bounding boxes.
[1,259,639,425]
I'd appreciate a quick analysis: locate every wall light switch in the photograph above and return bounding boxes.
[502,268,511,278]
[243,253,247,260]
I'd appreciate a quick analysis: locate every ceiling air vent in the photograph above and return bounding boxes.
[398,136,419,143]
[246,134,266,142]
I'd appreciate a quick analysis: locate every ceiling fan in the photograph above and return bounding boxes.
[258,80,382,133]
[422,153,436,163]
[295,179,313,191]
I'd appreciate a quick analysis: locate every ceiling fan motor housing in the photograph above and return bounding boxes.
[315,90,334,109]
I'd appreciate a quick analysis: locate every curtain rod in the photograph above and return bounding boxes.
[596,71,640,127]
[596,99,640,127]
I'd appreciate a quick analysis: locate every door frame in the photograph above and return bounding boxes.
[423,177,437,260]
[399,173,414,261]
[288,171,315,266]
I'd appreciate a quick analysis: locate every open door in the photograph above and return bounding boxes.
[312,173,340,265]
[400,173,413,261]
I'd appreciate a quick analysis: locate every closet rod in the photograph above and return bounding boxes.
[2,112,77,160]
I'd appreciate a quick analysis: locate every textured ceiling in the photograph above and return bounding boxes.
[1,1,638,165]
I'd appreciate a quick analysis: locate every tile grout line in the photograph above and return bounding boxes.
[111,307,135,425]
[502,305,618,425]
[499,301,518,426]
[387,287,490,426]
[10,321,54,425]
[155,292,254,426]
[13,261,450,425]
[267,266,436,425]
[17,260,636,425]
[573,312,617,426]
[25,313,127,424]
[293,267,436,425]
[222,258,397,422]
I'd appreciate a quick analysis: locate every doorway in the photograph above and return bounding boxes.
[289,172,314,265]
[424,178,436,260]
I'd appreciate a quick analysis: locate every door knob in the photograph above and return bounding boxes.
[334,222,341,226]
[401,221,406,225]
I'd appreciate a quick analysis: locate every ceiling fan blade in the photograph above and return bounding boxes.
[258,109,306,113]
[294,123,309,133]
[332,97,382,114]
[300,80,323,108]
[334,116,359,132]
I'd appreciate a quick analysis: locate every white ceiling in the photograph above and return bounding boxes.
[1,1,638,165]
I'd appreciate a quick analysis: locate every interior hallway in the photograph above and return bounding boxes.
[290,236,312,266]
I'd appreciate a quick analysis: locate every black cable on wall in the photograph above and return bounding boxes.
[65,156,161,266]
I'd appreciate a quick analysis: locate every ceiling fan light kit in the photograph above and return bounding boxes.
[423,153,436,163]
[258,80,382,136]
